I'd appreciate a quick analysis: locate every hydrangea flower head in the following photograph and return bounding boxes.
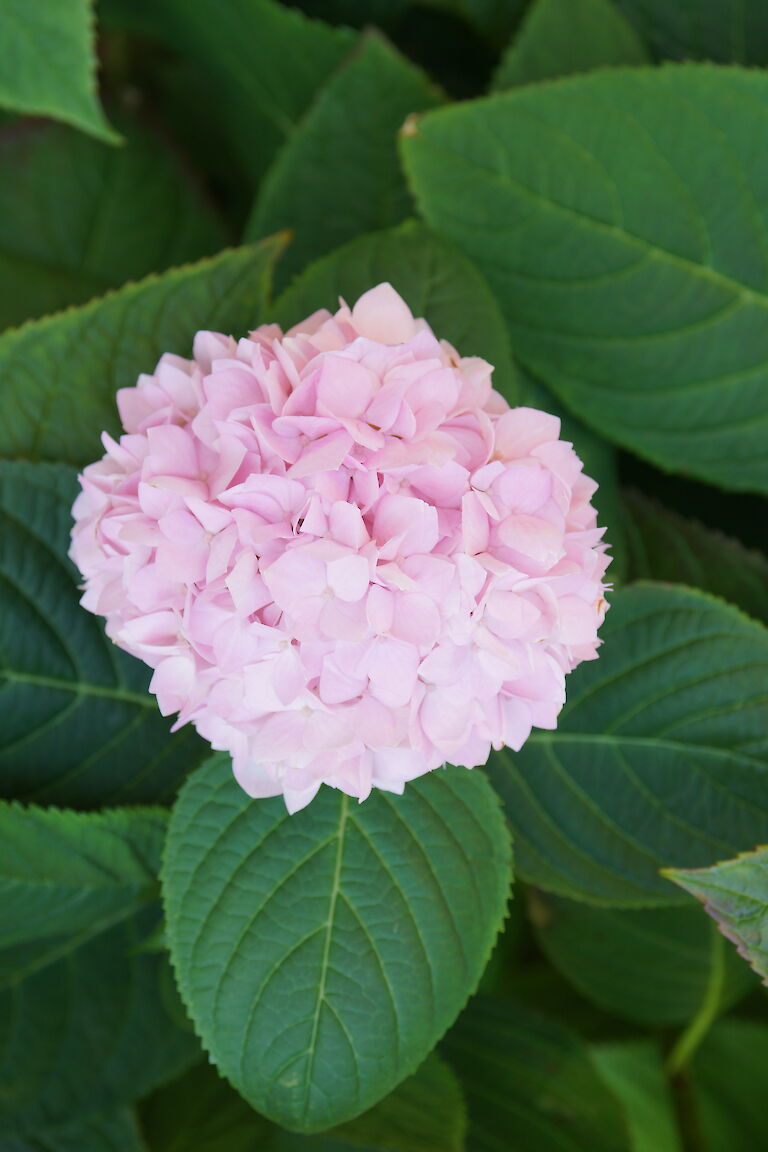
[70,284,610,812]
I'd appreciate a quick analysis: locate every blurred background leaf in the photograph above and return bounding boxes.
[247,33,442,289]
[0,111,226,331]
[0,0,118,142]
[493,0,648,89]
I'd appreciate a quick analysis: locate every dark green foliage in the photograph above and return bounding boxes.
[4,1,768,1147]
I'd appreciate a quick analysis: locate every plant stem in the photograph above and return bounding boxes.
[667,928,725,1075]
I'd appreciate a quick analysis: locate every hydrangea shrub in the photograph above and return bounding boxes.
[1,0,768,1147]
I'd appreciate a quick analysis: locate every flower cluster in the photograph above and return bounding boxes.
[71,284,609,811]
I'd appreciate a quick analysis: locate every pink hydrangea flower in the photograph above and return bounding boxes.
[70,284,610,812]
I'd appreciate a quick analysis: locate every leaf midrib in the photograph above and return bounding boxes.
[530,731,766,770]
[1,669,153,708]
[301,792,349,1120]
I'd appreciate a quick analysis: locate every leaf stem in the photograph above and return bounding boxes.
[667,927,725,1075]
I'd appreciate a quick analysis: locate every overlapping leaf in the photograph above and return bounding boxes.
[487,583,768,905]
[624,490,768,624]
[0,0,117,143]
[274,220,518,404]
[493,0,648,89]
[441,996,630,1151]
[163,755,511,1132]
[100,0,355,184]
[691,1020,768,1152]
[0,116,227,330]
[0,236,284,465]
[0,802,166,987]
[402,66,768,493]
[529,889,754,1025]
[1,1109,148,1152]
[249,34,442,287]
[0,908,198,1135]
[591,1042,682,1152]
[667,847,768,985]
[0,461,205,808]
[422,0,527,42]
[616,0,768,63]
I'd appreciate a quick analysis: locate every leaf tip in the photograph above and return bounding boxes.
[400,113,421,139]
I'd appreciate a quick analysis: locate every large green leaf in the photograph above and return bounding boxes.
[493,0,648,89]
[486,583,768,906]
[691,1019,768,1152]
[0,802,166,987]
[402,66,768,493]
[100,0,354,185]
[591,1042,682,1152]
[624,490,768,625]
[529,889,755,1026]
[248,34,442,287]
[0,1109,148,1152]
[274,220,518,404]
[441,996,630,1151]
[666,847,768,985]
[616,0,768,63]
[0,461,205,808]
[163,755,511,1132]
[0,0,117,143]
[0,116,227,331]
[0,907,198,1134]
[0,235,284,466]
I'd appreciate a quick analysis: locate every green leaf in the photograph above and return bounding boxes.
[0,235,285,466]
[616,0,768,63]
[0,116,227,331]
[518,368,626,583]
[163,755,511,1132]
[248,34,442,288]
[0,908,198,1134]
[486,583,768,906]
[624,490,768,625]
[402,66,768,493]
[666,847,768,985]
[690,1019,768,1152]
[0,461,206,808]
[493,0,648,89]
[99,0,355,185]
[441,996,630,1151]
[0,1109,148,1152]
[591,1041,682,1152]
[0,802,166,988]
[274,221,518,405]
[0,0,117,144]
[529,889,755,1026]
